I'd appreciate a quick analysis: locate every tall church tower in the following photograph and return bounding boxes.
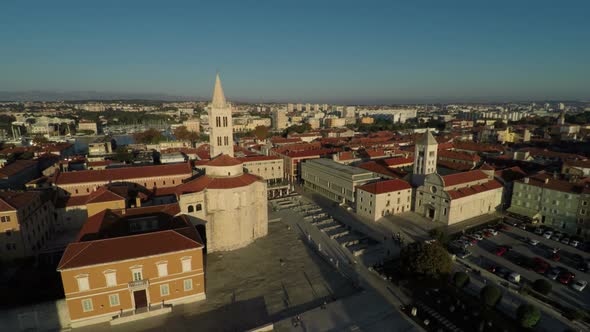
[208,74,234,157]
[411,130,438,186]
[557,109,566,126]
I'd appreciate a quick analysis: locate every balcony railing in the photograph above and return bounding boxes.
[128,279,149,289]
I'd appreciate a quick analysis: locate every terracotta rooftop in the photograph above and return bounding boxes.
[438,149,481,162]
[86,187,125,204]
[447,179,503,200]
[357,160,406,178]
[383,157,413,167]
[175,173,262,195]
[237,155,281,162]
[0,191,41,212]
[54,162,192,185]
[281,148,341,158]
[517,172,588,194]
[58,227,202,270]
[442,170,490,187]
[437,160,475,171]
[357,179,411,195]
[207,154,243,167]
[0,160,38,178]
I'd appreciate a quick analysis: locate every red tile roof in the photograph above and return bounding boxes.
[282,148,341,158]
[0,191,41,211]
[237,155,281,162]
[54,162,193,185]
[207,154,243,167]
[438,149,481,162]
[86,187,125,204]
[175,173,262,194]
[437,160,475,171]
[357,179,411,195]
[383,157,413,167]
[447,179,503,199]
[0,160,38,178]
[442,170,490,187]
[357,160,406,178]
[58,228,202,270]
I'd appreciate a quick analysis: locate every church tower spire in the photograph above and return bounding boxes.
[208,73,234,158]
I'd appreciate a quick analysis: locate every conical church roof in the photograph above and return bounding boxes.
[211,73,227,108]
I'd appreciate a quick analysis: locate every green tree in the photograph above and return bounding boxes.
[516,304,541,328]
[400,242,452,279]
[133,128,163,144]
[453,272,470,288]
[32,134,48,145]
[480,285,503,307]
[428,227,449,244]
[253,125,269,140]
[532,279,552,295]
[113,147,133,163]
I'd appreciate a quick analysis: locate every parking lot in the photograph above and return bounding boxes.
[452,221,590,311]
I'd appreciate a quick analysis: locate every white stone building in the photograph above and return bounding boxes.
[415,170,503,225]
[356,179,413,221]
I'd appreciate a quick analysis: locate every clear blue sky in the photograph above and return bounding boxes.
[1,0,589,103]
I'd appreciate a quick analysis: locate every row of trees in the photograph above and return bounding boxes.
[453,272,541,328]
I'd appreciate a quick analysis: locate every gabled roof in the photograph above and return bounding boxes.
[442,170,489,187]
[58,228,202,270]
[86,187,125,204]
[421,130,438,146]
[357,179,411,195]
[0,160,38,178]
[383,157,413,167]
[447,180,503,200]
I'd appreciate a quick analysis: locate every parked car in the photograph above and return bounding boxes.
[456,249,472,259]
[570,240,581,248]
[460,236,477,245]
[576,262,588,272]
[528,239,540,246]
[543,231,553,239]
[484,228,498,236]
[546,268,561,280]
[561,237,570,245]
[551,234,562,241]
[494,267,511,278]
[550,252,561,261]
[535,228,544,235]
[571,280,587,291]
[558,271,575,285]
[495,246,508,256]
[519,223,529,230]
[471,232,484,240]
[483,231,493,238]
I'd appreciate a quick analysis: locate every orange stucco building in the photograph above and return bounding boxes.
[57,205,205,327]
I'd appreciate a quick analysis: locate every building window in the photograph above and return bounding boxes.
[104,270,117,287]
[183,279,193,291]
[82,299,93,312]
[196,204,202,211]
[131,266,143,281]
[181,257,192,272]
[109,294,120,307]
[157,261,168,277]
[160,284,170,296]
[188,205,194,213]
[76,275,90,292]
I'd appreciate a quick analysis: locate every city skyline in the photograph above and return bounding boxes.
[1,1,590,103]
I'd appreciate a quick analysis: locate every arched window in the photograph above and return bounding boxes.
[196,204,202,211]
[188,205,194,213]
